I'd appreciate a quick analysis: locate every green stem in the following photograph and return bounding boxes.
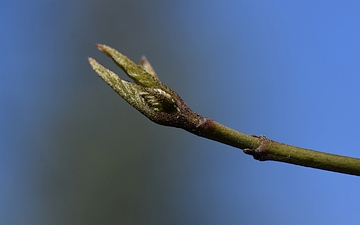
[200,120,360,176]
[200,119,261,150]
[89,44,360,177]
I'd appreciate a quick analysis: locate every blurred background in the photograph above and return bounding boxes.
[1,1,359,224]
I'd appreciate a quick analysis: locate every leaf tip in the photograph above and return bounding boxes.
[88,57,98,69]
[95,43,104,50]
[88,57,95,63]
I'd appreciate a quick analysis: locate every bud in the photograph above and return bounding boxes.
[88,44,207,134]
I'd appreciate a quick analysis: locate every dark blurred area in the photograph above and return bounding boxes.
[1,1,252,224]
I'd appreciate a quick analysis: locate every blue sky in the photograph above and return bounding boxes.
[1,1,359,224]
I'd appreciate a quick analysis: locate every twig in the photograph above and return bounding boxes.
[88,44,360,176]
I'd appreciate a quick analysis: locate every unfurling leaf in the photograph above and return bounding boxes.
[88,44,206,133]
[96,44,161,88]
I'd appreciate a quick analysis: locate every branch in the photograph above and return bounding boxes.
[88,44,360,177]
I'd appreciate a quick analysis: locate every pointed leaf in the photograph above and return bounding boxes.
[96,44,161,88]
[140,56,158,79]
